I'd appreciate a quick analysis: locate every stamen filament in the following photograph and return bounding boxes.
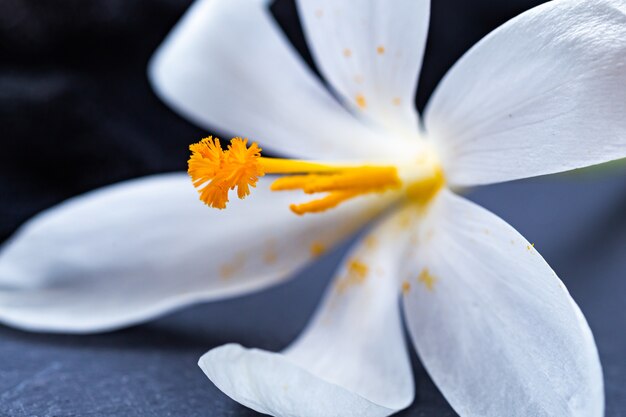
[270,167,401,194]
[289,191,361,215]
[258,158,343,174]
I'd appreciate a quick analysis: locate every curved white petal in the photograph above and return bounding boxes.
[0,174,387,333]
[425,0,626,186]
[402,190,603,417]
[199,207,415,417]
[149,0,398,161]
[297,0,429,136]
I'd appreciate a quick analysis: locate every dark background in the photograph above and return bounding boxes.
[1,0,624,416]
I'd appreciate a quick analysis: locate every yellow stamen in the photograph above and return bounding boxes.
[290,191,361,215]
[188,137,444,215]
[270,167,400,194]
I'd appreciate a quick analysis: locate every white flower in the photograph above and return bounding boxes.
[0,0,624,416]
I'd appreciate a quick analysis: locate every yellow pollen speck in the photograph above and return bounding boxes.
[402,280,411,295]
[348,259,368,279]
[398,213,412,228]
[310,242,326,257]
[392,97,401,106]
[364,235,378,250]
[376,45,385,55]
[355,94,367,109]
[527,243,535,250]
[418,268,437,291]
[264,250,277,264]
[343,48,352,58]
[220,253,246,280]
[336,259,369,294]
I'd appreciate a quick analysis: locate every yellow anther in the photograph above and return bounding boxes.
[376,45,385,55]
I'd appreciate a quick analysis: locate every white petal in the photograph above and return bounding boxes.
[402,190,603,417]
[0,174,386,333]
[297,0,429,136]
[149,0,395,161]
[425,0,626,186]
[199,207,415,417]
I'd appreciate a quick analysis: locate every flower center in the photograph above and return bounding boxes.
[188,137,444,215]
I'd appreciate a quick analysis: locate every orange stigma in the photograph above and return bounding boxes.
[188,137,263,209]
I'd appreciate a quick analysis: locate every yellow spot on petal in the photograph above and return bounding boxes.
[343,48,352,58]
[336,259,369,294]
[364,235,378,250]
[220,253,246,280]
[402,280,411,295]
[310,242,326,257]
[527,243,535,250]
[418,268,437,291]
[348,259,368,279]
[392,97,401,106]
[376,45,385,55]
[355,94,367,109]
[264,249,277,264]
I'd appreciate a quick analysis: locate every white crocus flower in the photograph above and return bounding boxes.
[0,0,624,416]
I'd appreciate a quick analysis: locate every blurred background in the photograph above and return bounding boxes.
[0,0,624,415]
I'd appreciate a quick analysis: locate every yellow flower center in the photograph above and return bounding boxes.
[188,137,444,215]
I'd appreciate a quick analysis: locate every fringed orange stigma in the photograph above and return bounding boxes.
[188,137,264,209]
